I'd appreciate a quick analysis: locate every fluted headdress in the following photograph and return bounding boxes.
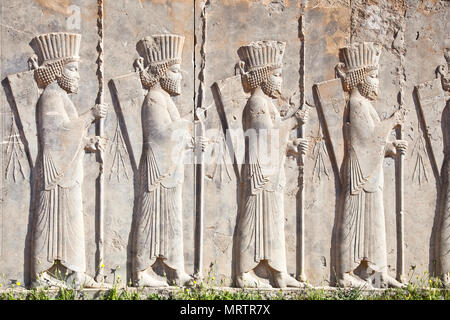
[340,42,381,72]
[32,32,81,65]
[237,40,285,91]
[30,32,81,88]
[238,40,285,71]
[135,34,184,89]
[136,34,184,67]
[336,42,382,92]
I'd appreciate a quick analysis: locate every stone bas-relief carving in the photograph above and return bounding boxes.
[131,34,195,287]
[416,49,450,288]
[437,50,450,287]
[218,40,309,288]
[316,42,408,288]
[30,33,108,289]
[1,0,449,291]
[7,33,108,289]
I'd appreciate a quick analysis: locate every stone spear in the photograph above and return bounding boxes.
[395,104,408,284]
[94,0,105,282]
[194,106,207,279]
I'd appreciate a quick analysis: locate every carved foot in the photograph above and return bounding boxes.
[273,272,308,288]
[235,272,272,288]
[379,273,406,289]
[338,273,373,289]
[442,273,450,289]
[135,271,169,288]
[31,272,68,289]
[172,270,193,287]
[62,272,109,289]
[79,273,111,289]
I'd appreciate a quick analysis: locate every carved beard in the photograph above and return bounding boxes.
[358,78,378,101]
[261,76,282,98]
[160,76,181,96]
[57,73,79,94]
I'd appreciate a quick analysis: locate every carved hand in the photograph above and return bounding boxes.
[194,136,210,152]
[287,138,309,157]
[294,138,309,156]
[394,106,408,126]
[393,139,408,156]
[92,103,108,120]
[85,136,108,152]
[295,107,309,125]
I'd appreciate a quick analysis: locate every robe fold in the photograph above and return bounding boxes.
[32,84,87,275]
[337,97,388,274]
[237,94,291,274]
[133,89,189,272]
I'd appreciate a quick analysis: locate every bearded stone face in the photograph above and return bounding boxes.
[261,67,282,98]
[358,69,379,101]
[57,61,80,94]
[160,63,182,96]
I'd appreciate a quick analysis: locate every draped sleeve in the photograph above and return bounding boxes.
[37,89,86,190]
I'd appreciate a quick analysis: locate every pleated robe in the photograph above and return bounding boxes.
[133,88,190,273]
[236,94,291,274]
[32,83,87,275]
[337,97,389,274]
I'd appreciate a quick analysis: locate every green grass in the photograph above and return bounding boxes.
[0,268,448,300]
[0,285,448,300]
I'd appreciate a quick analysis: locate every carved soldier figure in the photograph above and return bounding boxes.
[234,40,309,288]
[29,33,108,288]
[132,34,194,287]
[334,42,407,288]
[437,49,450,287]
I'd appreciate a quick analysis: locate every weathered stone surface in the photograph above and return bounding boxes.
[0,0,449,290]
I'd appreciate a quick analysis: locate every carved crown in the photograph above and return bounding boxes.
[238,40,286,71]
[31,33,81,66]
[340,42,381,72]
[136,34,184,66]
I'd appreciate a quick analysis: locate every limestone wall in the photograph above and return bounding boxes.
[0,0,448,289]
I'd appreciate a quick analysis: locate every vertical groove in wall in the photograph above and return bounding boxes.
[299,0,305,108]
[196,0,208,111]
[349,0,354,43]
[96,0,105,105]
[193,0,197,113]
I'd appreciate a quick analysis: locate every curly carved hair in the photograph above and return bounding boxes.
[342,65,378,92]
[241,64,281,92]
[34,58,78,88]
[139,58,181,89]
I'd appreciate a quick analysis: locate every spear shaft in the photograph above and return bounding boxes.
[396,123,405,283]
[298,2,307,282]
[95,0,105,282]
